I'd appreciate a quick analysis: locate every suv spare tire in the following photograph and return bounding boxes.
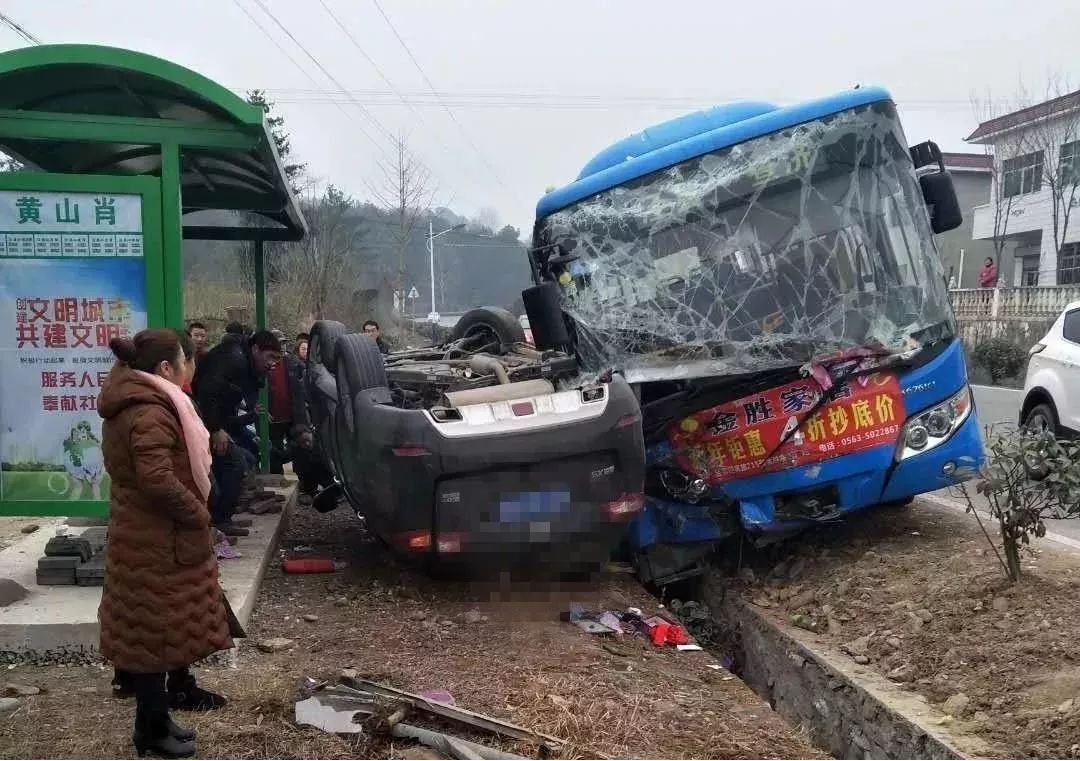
[309,320,347,375]
[337,333,389,392]
[449,307,525,348]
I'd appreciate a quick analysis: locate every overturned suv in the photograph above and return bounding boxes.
[305,306,645,571]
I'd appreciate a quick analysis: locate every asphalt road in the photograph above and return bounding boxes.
[971,384,1023,427]
[931,383,1080,542]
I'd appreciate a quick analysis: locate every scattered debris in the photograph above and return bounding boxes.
[598,611,623,634]
[676,644,703,652]
[294,695,367,734]
[19,524,38,535]
[838,630,872,656]
[887,664,916,683]
[342,677,564,753]
[943,693,971,718]
[281,558,339,574]
[215,541,241,560]
[575,620,615,635]
[391,722,526,760]
[419,689,454,706]
[3,684,40,697]
[256,637,295,653]
[0,697,18,713]
[789,613,824,634]
[991,597,1009,613]
[303,614,320,623]
[462,610,485,625]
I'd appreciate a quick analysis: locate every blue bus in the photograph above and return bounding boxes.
[526,87,985,584]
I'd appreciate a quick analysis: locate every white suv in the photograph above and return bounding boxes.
[1021,300,1080,436]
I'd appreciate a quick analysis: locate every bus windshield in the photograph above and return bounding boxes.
[534,101,954,382]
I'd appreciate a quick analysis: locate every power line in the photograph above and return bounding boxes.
[314,0,494,199]
[239,87,1000,109]
[231,0,311,85]
[369,0,517,202]
[247,0,395,146]
[0,12,41,45]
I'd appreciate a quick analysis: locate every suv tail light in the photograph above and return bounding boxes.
[605,492,645,519]
[1030,343,1046,355]
[396,531,465,553]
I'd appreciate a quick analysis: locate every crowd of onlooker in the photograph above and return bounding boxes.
[183,321,339,536]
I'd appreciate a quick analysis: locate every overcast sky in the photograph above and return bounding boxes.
[3,0,1080,233]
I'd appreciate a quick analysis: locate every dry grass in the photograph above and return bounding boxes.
[0,509,823,760]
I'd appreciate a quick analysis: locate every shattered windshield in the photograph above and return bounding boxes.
[535,101,954,383]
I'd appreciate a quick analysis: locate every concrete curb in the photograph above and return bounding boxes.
[709,584,993,759]
[227,487,295,630]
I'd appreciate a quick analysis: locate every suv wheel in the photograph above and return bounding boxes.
[1023,403,1058,436]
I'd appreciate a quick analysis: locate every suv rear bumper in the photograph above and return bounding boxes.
[337,375,645,567]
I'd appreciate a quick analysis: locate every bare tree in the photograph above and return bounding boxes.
[1022,78,1080,275]
[278,183,366,324]
[972,91,1023,270]
[370,135,436,302]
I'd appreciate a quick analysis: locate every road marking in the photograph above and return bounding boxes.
[919,492,1080,553]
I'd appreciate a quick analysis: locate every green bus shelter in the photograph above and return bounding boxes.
[0,44,307,517]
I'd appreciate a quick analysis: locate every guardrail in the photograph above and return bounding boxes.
[950,286,1080,319]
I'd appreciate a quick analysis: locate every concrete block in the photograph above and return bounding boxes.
[36,569,76,586]
[37,556,79,570]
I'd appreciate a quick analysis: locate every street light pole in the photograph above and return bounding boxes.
[427,220,436,323]
[426,222,466,329]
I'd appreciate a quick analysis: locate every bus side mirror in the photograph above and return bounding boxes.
[920,171,962,234]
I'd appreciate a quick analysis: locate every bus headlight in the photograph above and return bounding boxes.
[898,386,972,460]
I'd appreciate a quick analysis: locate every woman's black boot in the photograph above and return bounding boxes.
[168,668,227,711]
[133,706,195,758]
[167,717,196,743]
[112,668,135,699]
[132,672,196,758]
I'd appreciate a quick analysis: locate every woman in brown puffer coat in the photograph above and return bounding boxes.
[99,329,232,759]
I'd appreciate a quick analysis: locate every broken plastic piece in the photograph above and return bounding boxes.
[294,695,370,734]
[576,620,615,635]
[420,689,455,705]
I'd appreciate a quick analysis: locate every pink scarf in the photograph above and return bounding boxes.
[134,370,212,502]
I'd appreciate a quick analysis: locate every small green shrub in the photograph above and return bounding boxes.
[971,337,1028,384]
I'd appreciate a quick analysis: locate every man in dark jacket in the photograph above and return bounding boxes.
[362,319,390,354]
[193,330,282,535]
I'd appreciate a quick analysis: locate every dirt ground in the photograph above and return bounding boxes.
[0,508,821,760]
[0,518,45,553]
[724,498,1080,759]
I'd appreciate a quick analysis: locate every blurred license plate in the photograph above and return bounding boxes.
[499,491,571,522]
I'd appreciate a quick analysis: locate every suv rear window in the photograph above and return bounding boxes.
[1064,309,1080,344]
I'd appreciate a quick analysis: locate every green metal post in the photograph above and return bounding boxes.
[254,239,271,474]
[160,142,183,328]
